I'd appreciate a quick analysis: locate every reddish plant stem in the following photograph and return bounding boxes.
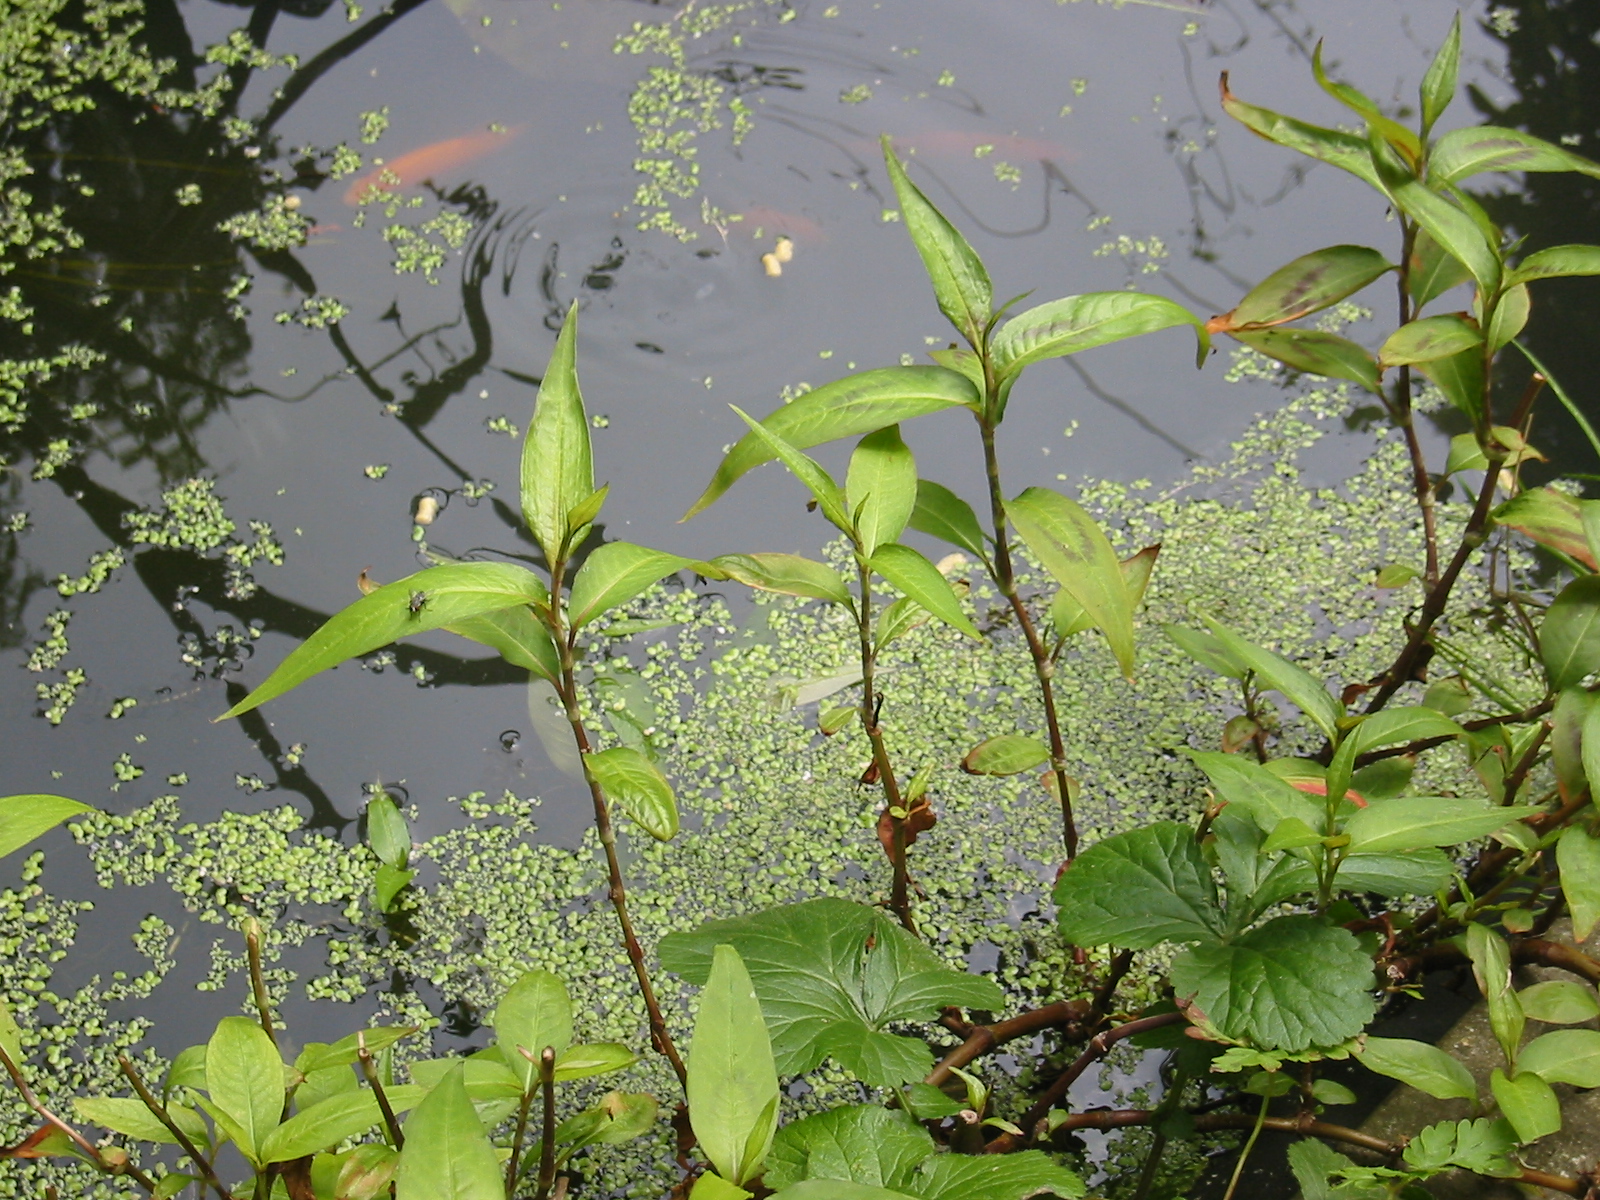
[1389,935,1600,988]
[924,1000,1093,1087]
[357,1033,404,1151]
[1389,221,1440,586]
[1351,699,1553,768]
[118,1056,236,1200]
[857,559,915,933]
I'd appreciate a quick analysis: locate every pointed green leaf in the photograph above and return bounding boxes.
[585,746,679,840]
[768,1184,918,1200]
[916,1151,1086,1200]
[847,426,917,556]
[294,1027,417,1077]
[874,596,931,652]
[445,604,559,684]
[691,1175,754,1200]
[1007,487,1135,677]
[1051,545,1157,638]
[205,1016,284,1166]
[1516,981,1599,1026]
[1343,798,1535,854]
[1416,343,1487,423]
[374,863,414,913]
[74,1097,210,1147]
[687,368,978,519]
[1053,822,1225,949]
[764,1105,934,1192]
[1187,750,1326,834]
[1431,126,1600,186]
[1378,314,1482,367]
[881,135,992,343]
[521,302,593,562]
[1541,575,1600,689]
[961,734,1051,776]
[993,292,1207,380]
[1173,915,1376,1052]
[1490,1068,1560,1143]
[569,543,693,629]
[1517,1029,1600,1088]
[1222,245,1392,331]
[1358,1037,1476,1101]
[259,1090,388,1163]
[908,481,988,561]
[493,969,573,1092]
[1345,707,1464,758]
[1468,924,1524,1065]
[1493,486,1596,568]
[565,484,609,543]
[1486,283,1529,352]
[1508,244,1600,287]
[711,553,851,607]
[688,945,780,1186]
[394,1064,503,1200]
[927,346,985,392]
[728,406,851,532]
[1550,688,1593,803]
[869,543,978,639]
[366,793,410,869]
[1219,74,1383,188]
[1419,14,1461,134]
[1231,327,1381,392]
[0,996,21,1069]
[1310,40,1420,159]
[218,563,552,720]
[1163,624,1247,679]
[0,794,93,859]
[1199,619,1344,738]
[1409,228,1474,309]
[553,1043,636,1082]
[1373,141,1501,297]
[1558,826,1600,942]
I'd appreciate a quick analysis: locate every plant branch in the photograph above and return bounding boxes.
[924,1000,1092,1087]
[534,1046,557,1200]
[506,1088,536,1197]
[1351,699,1553,768]
[357,1033,404,1150]
[243,918,278,1047]
[856,558,915,932]
[118,1056,235,1200]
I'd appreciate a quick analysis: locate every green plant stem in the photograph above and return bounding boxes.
[976,414,1079,858]
[506,1088,537,1197]
[533,1046,558,1200]
[856,559,915,933]
[357,1034,403,1150]
[118,1055,236,1200]
[243,918,277,1047]
[1221,1091,1270,1200]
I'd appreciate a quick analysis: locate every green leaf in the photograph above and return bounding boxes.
[881,135,992,344]
[728,405,851,533]
[1331,850,1452,898]
[366,793,410,869]
[1200,618,1344,738]
[394,1064,503,1200]
[1409,228,1474,309]
[569,543,693,629]
[660,899,1003,1087]
[1053,822,1225,949]
[909,481,988,561]
[294,1027,417,1076]
[1508,243,1600,287]
[1516,981,1599,1025]
[553,1043,636,1082]
[0,794,93,859]
[1542,575,1600,689]
[685,368,979,519]
[1558,826,1600,942]
[74,1097,209,1147]
[1162,624,1247,679]
[521,302,593,563]
[0,996,21,1069]
[218,563,552,720]
[870,544,979,639]
[847,426,918,556]
[992,292,1207,379]
[711,553,851,607]
[374,864,414,912]
[324,1144,399,1200]
[565,484,609,547]
[205,1016,284,1166]
[153,1174,200,1200]
[1415,343,1487,423]
[1230,327,1381,393]
[1486,283,1529,352]
[1430,126,1600,186]
[688,945,780,1186]
[1343,798,1534,854]
[691,1175,754,1200]
[1357,1037,1476,1101]
[586,747,678,840]
[1007,487,1135,678]
[1516,1029,1600,1088]
[1170,916,1376,1052]
[1403,1117,1518,1176]
[1052,545,1157,638]
[1493,486,1596,568]
[1378,314,1482,367]
[258,1090,390,1163]
[874,597,930,653]
[1222,245,1392,331]
[765,1105,934,1191]
[768,1184,918,1200]
[961,734,1051,776]
[1310,41,1421,160]
[1345,707,1463,758]
[1373,143,1501,297]
[1187,751,1325,834]
[1550,689,1593,803]
[915,1151,1086,1200]
[1218,75,1382,189]
[1467,924,1524,1065]
[1419,13,1460,134]
[1490,1068,1560,1143]
[445,605,559,684]
[493,969,573,1092]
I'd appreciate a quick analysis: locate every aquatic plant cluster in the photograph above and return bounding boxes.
[9,7,1600,1200]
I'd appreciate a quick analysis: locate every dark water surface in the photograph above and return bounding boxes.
[2,0,1598,1058]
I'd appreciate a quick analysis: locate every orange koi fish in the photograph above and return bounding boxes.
[343,126,522,205]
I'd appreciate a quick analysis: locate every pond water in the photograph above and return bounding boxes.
[1,0,1598,1191]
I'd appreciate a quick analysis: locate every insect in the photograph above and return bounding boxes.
[408,590,428,615]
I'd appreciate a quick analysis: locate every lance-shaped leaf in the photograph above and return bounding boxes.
[585,747,679,840]
[909,481,988,561]
[1310,41,1421,160]
[1493,487,1597,568]
[1219,72,1382,189]
[1215,245,1392,333]
[686,368,979,519]
[1188,751,1325,833]
[881,135,992,344]
[1419,13,1460,134]
[1467,924,1524,1064]
[1430,126,1600,186]
[1542,576,1600,690]
[729,406,851,532]
[992,292,1207,379]
[1490,1069,1560,1144]
[916,1153,1086,1200]
[295,1026,418,1076]
[1518,981,1599,1026]
[493,969,573,1092]
[1007,487,1135,678]
[1053,822,1225,949]
[1409,228,1474,310]
[1052,545,1157,638]
[569,543,693,629]
[553,1043,636,1082]
[765,1105,934,1193]
[1416,344,1486,424]
[1550,689,1593,803]
[218,563,552,720]
[1231,327,1381,393]
[1343,798,1535,854]
[660,899,1003,1087]
[870,543,979,639]
[446,605,559,684]
[1486,283,1530,353]
[1558,826,1600,942]
[1163,624,1247,679]
[1344,706,1463,759]
[962,734,1050,776]
[712,553,851,607]
[847,426,917,556]
[366,793,410,869]
[0,794,93,859]
[1518,1030,1600,1089]
[205,1016,284,1166]
[521,303,593,563]
[1508,243,1600,287]
[1199,618,1344,738]
[1379,314,1482,367]
[1170,916,1375,1051]
[258,1090,392,1163]
[394,1064,503,1200]
[75,1097,210,1147]
[1358,1037,1476,1101]
[1372,139,1501,297]
[688,945,779,1187]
